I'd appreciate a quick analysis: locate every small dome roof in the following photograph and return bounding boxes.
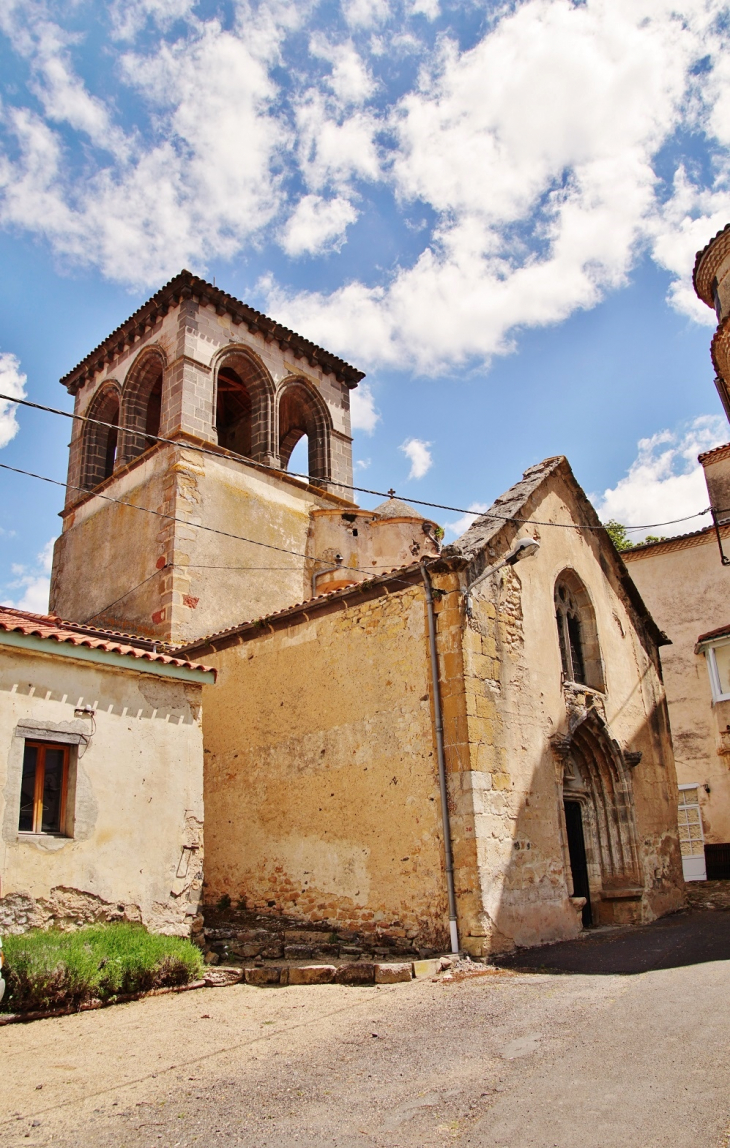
[372,497,426,520]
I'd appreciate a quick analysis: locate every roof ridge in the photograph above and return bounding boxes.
[60,270,365,394]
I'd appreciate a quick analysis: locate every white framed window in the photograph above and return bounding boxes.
[704,639,730,703]
[677,784,706,881]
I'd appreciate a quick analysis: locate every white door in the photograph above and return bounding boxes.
[678,785,707,881]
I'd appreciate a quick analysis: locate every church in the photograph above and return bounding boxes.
[0,268,685,955]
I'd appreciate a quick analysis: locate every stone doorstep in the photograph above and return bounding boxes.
[235,956,454,988]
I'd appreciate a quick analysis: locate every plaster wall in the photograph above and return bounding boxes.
[51,443,342,643]
[624,534,730,844]
[200,585,451,949]
[450,480,684,956]
[309,509,440,595]
[0,645,205,935]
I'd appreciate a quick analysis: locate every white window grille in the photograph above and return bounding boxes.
[677,784,706,881]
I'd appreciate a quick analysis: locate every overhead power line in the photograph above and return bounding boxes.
[0,391,713,533]
[0,461,421,592]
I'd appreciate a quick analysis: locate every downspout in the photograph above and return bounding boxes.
[420,559,460,955]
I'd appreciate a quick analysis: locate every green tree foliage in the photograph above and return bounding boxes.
[603,520,667,552]
[603,520,634,551]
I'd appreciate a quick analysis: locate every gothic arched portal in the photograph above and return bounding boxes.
[557,709,642,925]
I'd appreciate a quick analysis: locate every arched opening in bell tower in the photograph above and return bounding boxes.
[81,383,121,489]
[118,348,166,467]
[214,350,274,464]
[216,366,253,457]
[278,379,331,485]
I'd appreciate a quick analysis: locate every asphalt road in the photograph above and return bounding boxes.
[1,909,729,1148]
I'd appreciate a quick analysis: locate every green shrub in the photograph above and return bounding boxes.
[2,923,204,1014]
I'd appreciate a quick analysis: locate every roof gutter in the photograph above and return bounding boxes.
[0,630,216,684]
[420,559,460,956]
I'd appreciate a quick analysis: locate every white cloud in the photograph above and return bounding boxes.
[342,0,391,31]
[294,92,381,193]
[400,436,432,479]
[0,6,291,285]
[280,194,358,257]
[350,382,380,433]
[4,537,55,614]
[266,0,730,371]
[0,351,27,449]
[110,0,197,41]
[355,457,371,469]
[592,415,727,540]
[0,0,729,354]
[408,0,439,18]
[444,501,490,539]
[310,36,376,106]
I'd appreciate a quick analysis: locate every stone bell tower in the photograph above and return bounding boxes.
[49,271,364,645]
[694,227,730,526]
[694,224,730,423]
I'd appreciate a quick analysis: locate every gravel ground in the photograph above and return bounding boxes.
[1,911,729,1148]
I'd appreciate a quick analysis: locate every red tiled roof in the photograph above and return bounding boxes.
[698,441,730,464]
[0,605,215,677]
[696,622,730,646]
[180,562,422,655]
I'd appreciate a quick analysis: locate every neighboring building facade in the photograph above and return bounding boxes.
[623,512,730,880]
[0,607,214,935]
[621,225,730,882]
[183,457,684,957]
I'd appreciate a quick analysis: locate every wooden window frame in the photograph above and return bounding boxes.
[19,741,70,836]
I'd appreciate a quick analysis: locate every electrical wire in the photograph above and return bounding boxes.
[0,461,419,592]
[83,567,164,624]
[0,391,714,533]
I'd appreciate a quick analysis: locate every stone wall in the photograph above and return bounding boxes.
[455,477,684,954]
[0,646,205,936]
[200,584,452,950]
[52,442,343,642]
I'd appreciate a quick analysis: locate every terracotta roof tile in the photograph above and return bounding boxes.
[696,622,730,646]
[181,562,421,654]
[60,270,365,394]
[698,440,730,464]
[0,605,215,676]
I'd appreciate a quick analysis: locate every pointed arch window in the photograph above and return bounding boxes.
[214,350,274,464]
[277,380,331,485]
[554,571,605,691]
[118,350,165,467]
[81,384,121,490]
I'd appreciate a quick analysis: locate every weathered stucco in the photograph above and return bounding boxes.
[200,585,450,949]
[52,443,344,643]
[624,528,730,845]
[446,472,684,955]
[0,644,205,935]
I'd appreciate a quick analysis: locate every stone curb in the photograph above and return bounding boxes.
[0,957,455,1021]
[243,957,451,987]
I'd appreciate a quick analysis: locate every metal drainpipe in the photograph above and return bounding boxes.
[420,559,460,955]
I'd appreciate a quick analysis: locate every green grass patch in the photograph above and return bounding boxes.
[2,923,204,1014]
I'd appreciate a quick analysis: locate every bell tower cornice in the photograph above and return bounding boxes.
[60,269,365,396]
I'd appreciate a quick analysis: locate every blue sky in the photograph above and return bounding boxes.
[1,0,729,610]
